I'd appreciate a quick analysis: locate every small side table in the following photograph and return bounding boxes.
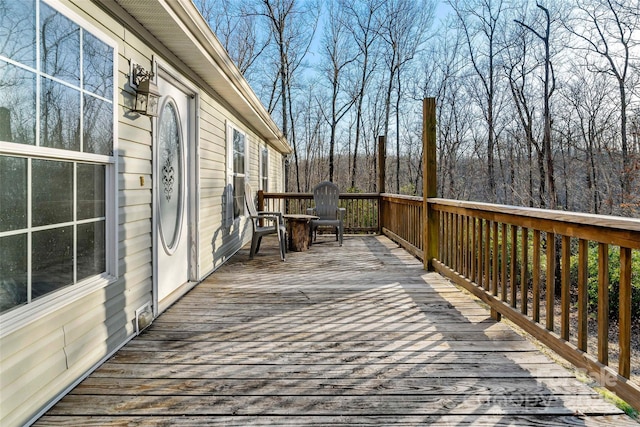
[283,214,319,252]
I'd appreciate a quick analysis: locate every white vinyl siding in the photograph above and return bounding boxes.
[197,96,286,277]
[0,3,145,426]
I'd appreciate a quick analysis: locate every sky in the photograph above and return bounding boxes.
[305,1,453,73]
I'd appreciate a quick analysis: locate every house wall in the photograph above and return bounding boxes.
[0,1,286,426]
[197,91,285,276]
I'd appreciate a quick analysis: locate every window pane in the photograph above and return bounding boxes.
[233,175,244,218]
[77,220,105,281]
[40,77,80,151]
[0,61,36,144]
[0,156,27,232]
[0,0,36,67]
[233,150,244,175]
[32,159,73,226]
[83,32,113,97]
[83,94,112,155]
[261,148,268,171]
[40,3,80,85]
[233,129,244,174]
[32,226,73,299]
[77,163,105,220]
[0,234,28,314]
[261,148,268,191]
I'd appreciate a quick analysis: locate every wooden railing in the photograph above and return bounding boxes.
[257,190,640,410]
[379,194,424,260]
[428,198,640,411]
[259,191,380,234]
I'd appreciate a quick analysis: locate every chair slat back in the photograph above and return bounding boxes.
[313,181,340,220]
[244,182,258,218]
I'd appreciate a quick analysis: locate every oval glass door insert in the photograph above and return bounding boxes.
[158,100,183,254]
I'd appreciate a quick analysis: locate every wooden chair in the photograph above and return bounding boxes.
[307,181,345,246]
[244,183,287,260]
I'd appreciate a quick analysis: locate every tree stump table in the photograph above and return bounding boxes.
[283,214,319,252]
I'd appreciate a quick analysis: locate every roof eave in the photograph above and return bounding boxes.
[100,0,291,154]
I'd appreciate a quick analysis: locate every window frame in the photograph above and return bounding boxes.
[226,121,248,222]
[0,0,118,333]
[259,145,269,192]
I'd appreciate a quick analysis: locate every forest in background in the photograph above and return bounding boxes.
[195,0,640,218]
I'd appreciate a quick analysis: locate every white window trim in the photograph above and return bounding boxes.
[0,0,119,334]
[226,121,248,222]
[259,144,269,192]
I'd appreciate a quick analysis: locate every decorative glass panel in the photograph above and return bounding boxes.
[40,3,80,85]
[0,0,36,67]
[0,234,28,313]
[32,226,73,299]
[82,32,113,97]
[32,159,73,227]
[40,77,80,151]
[77,163,105,220]
[0,61,36,145]
[158,101,183,250]
[77,220,105,281]
[0,156,27,232]
[83,94,112,155]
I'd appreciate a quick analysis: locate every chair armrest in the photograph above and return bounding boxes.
[251,214,279,223]
[255,212,284,226]
[306,208,316,215]
[337,207,346,220]
[257,211,282,217]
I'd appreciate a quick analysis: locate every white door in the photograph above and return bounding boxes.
[155,75,192,307]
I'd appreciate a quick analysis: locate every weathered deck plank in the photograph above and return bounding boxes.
[35,235,636,426]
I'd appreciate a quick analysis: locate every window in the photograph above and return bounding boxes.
[227,123,247,221]
[260,146,269,191]
[0,1,116,315]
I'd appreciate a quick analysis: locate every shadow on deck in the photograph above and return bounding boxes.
[36,235,637,426]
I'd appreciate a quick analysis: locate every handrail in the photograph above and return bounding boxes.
[430,198,640,239]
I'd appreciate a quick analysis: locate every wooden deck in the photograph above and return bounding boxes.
[36,235,636,426]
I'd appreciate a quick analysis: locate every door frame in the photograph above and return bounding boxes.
[152,61,200,316]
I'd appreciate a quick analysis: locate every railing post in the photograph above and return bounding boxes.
[423,98,438,271]
[378,135,386,194]
[258,190,265,211]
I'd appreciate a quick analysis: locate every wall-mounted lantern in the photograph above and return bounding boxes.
[130,62,160,117]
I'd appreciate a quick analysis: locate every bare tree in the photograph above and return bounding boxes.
[503,11,545,207]
[449,0,504,202]
[562,67,615,214]
[194,0,269,75]
[319,2,359,182]
[418,18,470,199]
[341,0,384,191]
[378,0,434,194]
[566,0,640,209]
[515,2,558,209]
[254,0,319,191]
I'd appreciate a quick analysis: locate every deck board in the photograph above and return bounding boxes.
[35,235,637,426]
